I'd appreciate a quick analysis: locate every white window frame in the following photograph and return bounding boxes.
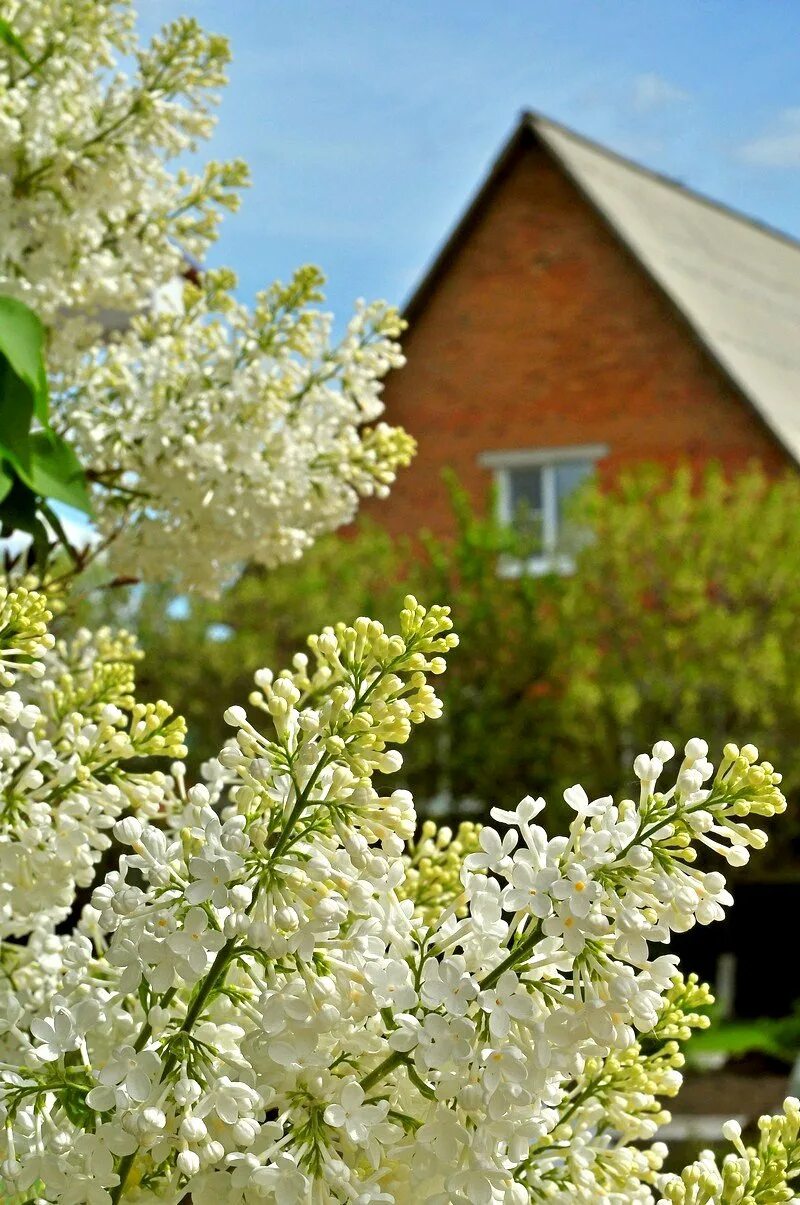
[478,444,607,576]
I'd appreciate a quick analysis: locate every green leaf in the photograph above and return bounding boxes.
[26,431,92,515]
[60,1084,93,1128]
[0,356,35,476]
[0,294,49,424]
[0,461,14,505]
[0,476,49,570]
[0,18,31,65]
[687,1019,789,1062]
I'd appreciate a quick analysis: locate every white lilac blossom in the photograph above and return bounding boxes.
[0,586,798,1202]
[0,592,187,939]
[0,2,413,592]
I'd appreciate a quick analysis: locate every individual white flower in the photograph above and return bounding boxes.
[463,827,517,873]
[86,1047,161,1109]
[415,1014,474,1071]
[186,853,244,906]
[195,1077,262,1126]
[477,970,534,1039]
[387,1012,421,1052]
[421,955,479,1016]
[29,1006,81,1063]
[501,859,558,917]
[364,958,417,1011]
[542,899,594,953]
[324,1080,389,1145]
[562,784,612,817]
[551,862,601,918]
[490,795,546,827]
[481,1045,527,1095]
[167,907,227,978]
[228,1151,309,1202]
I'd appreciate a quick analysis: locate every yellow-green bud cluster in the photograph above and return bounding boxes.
[711,741,786,819]
[659,1097,800,1203]
[226,598,458,855]
[653,974,714,1043]
[347,423,417,495]
[0,589,189,935]
[0,586,54,686]
[45,626,142,719]
[400,818,482,923]
[129,700,188,759]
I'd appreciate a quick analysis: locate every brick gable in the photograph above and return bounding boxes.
[369,137,790,541]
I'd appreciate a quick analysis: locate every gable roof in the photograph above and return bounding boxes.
[404,111,800,466]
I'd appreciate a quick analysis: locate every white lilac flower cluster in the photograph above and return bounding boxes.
[0,586,188,938]
[0,1,412,592]
[66,268,412,591]
[0,586,797,1203]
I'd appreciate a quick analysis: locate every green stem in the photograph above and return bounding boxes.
[480,922,542,992]
[115,948,234,1201]
[109,1153,134,1204]
[115,949,234,1195]
[360,1049,406,1094]
[133,986,176,1052]
[160,941,235,1079]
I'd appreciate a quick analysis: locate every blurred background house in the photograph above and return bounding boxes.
[375,112,800,560]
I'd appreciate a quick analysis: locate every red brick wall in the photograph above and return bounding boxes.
[368,139,790,540]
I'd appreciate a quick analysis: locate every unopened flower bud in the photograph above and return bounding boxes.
[179,1116,207,1142]
[114,816,143,845]
[177,1149,200,1177]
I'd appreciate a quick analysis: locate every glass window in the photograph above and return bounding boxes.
[555,460,593,525]
[506,465,544,552]
[496,453,598,570]
[508,464,543,515]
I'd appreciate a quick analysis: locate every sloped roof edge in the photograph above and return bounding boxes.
[527,110,800,255]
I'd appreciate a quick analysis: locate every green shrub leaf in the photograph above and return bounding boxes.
[26,431,92,516]
[0,295,49,423]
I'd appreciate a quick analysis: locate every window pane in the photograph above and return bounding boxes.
[506,466,544,553]
[555,460,593,523]
[508,465,543,514]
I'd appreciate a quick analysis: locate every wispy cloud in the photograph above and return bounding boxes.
[737,108,800,167]
[631,73,689,112]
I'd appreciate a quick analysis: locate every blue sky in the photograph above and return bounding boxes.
[139,1,800,324]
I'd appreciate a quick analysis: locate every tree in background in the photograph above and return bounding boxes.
[95,465,800,869]
[555,464,800,856]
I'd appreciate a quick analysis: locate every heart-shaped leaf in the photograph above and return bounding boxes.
[26,430,92,516]
[0,295,49,424]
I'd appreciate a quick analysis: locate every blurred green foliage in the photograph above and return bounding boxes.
[686,1014,800,1066]
[73,462,800,867]
[554,463,800,841]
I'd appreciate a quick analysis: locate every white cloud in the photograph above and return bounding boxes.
[737,108,800,167]
[631,73,689,112]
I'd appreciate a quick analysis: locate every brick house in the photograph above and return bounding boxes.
[374,111,800,556]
